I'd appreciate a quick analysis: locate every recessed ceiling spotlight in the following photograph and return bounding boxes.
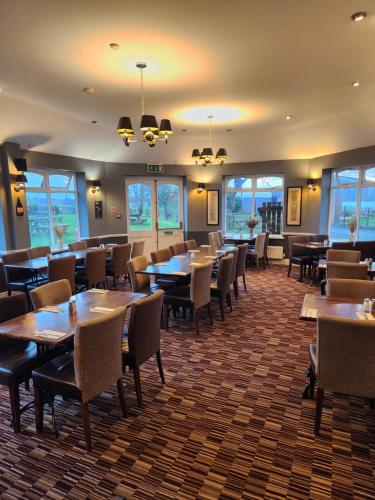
[182,129,187,132]
[91,120,98,124]
[285,115,292,120]
[226,129,232,132]
[109,43,120,50]
[352,81,361,87]
[82,86,95,95]
[351,11,367,22]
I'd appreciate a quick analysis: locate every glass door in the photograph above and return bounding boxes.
[156,179,184,250]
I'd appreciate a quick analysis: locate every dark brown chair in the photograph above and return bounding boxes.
[48,255,76,293]
[28,246,51,259]
[32,307,127,451]
[68,241,87,251]
[151,247,172,264]
[286,235,313,281]
[122,290,165,407]
[210,253,234,320]
[76,249,107,290]
[170,242,186,256]
[353,241,375,260]
[2,250,35,297]
[235,243,248,296]
[85,237,101,248]
[331,241,354,251]
[131,240,145,258]
[185,240,197,250]
[106,244,132,288]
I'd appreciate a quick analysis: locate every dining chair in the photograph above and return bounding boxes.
[170,242,186,256]
[210,253,234,320]
[28,246,51,259]
[128,256,152,293]
[185,239,197,250]
[164,260,214,334]
[2,250,35,300]
[48,255,76,294]
[106,243,131,288]
[68,241,87,251]
[84,237,100,248]
[76,249,107,290]
[226,247,239,298]
[248,233,266,271]
[235,243,248,295]
[263,232,270,265]
[32,307,127,451]
[30,279,72,310]
[131,240,145,258]
[208,232,219,247]
[306,315,375,435]
[122,290,165,407]
[326,278,375,301]
[217,230,224,246]
[353,241,375,260]
[331,241,354,251]
[151,247,172,264]
[326,249,361,263]
[326,262,368,281]
[285,235,312,281]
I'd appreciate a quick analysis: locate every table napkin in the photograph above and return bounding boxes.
[90,306,116,313]
[301,307,317,319]
[204,256,215,259]
[88,289,109,294]
[35,329,68,339]
[38,305,63,313]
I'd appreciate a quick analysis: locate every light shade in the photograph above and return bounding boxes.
[201,148,213,158]
[140,114,159,131]
[16,174,27,183]
[14,158,27,171]
[192,149,201,158]
[159,119,173,135]
[197,183,205,193]
[216,148,227,159]
[117,116,134,136]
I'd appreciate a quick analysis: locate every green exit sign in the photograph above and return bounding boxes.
[148,164,164,174]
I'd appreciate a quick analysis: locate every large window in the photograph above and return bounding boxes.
[329,166,375,241]
[225,175,284,236]
[26,170,80,249]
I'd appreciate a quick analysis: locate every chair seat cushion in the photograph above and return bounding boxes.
[309,343,317,374]
[32,352,81,399]
[290,256,313,265]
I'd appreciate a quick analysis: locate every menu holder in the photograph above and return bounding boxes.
[90,306,116,314]
[35,329,69,340]
[88,289,109,294]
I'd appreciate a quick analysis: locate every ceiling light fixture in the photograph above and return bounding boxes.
[285,115,292,120]
[14,174,28,192]
[351,11,367,21]
[352,81,361,87]
[192,115,228,166]
[116,62,173,148]
[109,43,120,50]
[82,86,95,95]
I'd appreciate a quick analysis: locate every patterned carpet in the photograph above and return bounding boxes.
[0,265,374,499]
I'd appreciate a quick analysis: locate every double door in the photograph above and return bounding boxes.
[125,178,184,255]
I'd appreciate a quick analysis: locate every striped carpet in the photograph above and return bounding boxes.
[0,266,374,499]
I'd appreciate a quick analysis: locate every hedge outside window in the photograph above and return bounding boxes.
[25,170,80,249]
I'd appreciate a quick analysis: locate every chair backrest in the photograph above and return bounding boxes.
[217,253,234,294]
[151,247,172,264]
[2,250,31,282]
[127,289,164,366]
[326,278,375,301]
[48,255,76,293]
[110,243,132,276]
[353,240,375,260]
[131,240,145,258]
[286,235,309,259]
[190,261,214,309]
[263,232,270,256]
[317,315,375,398]
[309,234,328,243]
[128,255,150,292]
[171,242,186,256]
[30,279,72,310]
[185,239,197,250]
[28,246,51,259]
[208,232,219,247]
[331,241,354,251]
[68,241,87,251]
[0,293,29,349]
[326,262,369,280]
[326,249,361,263]
[85,237,100,248]
[226,247,239,282]
[255,233,266,258]
[74,307,127,403]
[85,249,107,287]
[236,243,248,277]
[217,230,224,246]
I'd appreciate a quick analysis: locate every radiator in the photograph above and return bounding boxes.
[267,246,284,260]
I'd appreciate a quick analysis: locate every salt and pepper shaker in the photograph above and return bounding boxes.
[363,298,372,313]
[371,299,375,314]
[68,298,77,315]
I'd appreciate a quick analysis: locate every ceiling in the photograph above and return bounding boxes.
[1,0,375,164]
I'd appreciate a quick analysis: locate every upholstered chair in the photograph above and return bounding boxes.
[84,237,100,248]
[326,262,368,281]
[285,235,312,281]
[2,250,34,298]
[353,241,375,260]
[170,242,186,256]
[48,255,76,294]
[263,232,270,265]
[217,230,224,246]
[76,249,107,290]
[32,307,127,451]
[122,290,165,406]
[226,247,239,297]
[106,243,131,288]
[151,247,172,264]
[331,241,354,251]
[30,279,72,310]
[235,243,248,294]
[128,256,151,293]
[210,253,234,320]
[248,233,266,271]
[68,241,87,251]
[131,240,145,258]
[326,278,375,301]
[326,249,361,263]
[28,246,51,259]
[185,239,197,250]
[208,232,219,247]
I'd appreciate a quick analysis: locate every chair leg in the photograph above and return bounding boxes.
[164,304,170,331]
[299,265,303,282]
[9,384,21,433]
[314,388,324,435]
[113,275,117,289]
[34,385,44,433]
[81,402,92,451]
[156,350,165,384]
[370,398,375,410]
[242,274,247,291]
[24,379,30,391]
[219,295,225,321]
[226,293,232,312]
[116,379,128,417]
[287,261,292,277]
[256,258,260,271]
[234,279,239,299]
[194,307,200,335]
[133,366,143,407]
[207,302,214,325]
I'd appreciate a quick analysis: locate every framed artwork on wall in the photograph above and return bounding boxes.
[286,187,302,226]
[207,190,219,225]
[94,200,103,219]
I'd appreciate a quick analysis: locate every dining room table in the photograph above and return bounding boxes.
[299,293,374,322]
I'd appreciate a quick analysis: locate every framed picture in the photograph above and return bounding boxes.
[286,187,302,226]
[94,200,103,219]
[207,190,219,225]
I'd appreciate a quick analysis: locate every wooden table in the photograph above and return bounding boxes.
[299,293,372,321]
[293,242,330,255]
[0,290,145,346]
[137,245,238,277]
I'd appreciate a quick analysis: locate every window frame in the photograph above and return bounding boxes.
[25,168,80,249]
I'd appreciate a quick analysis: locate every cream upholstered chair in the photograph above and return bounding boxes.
[185,239,197,250]
[68,241,87,251]
[326,262,368,281]
[226,247,239,297]
[128,255,151,293]
[307,315,375,435]
[208,232,219,247]
[151,247,172,264]
[131,240,145,258]
[28,246,51,259]
[48,255,76,294]
[32,307,127,451]
[326,249,361,263]
[210,253,234,320]
[85,237,100,248]
[248,233,266,271]
[30,279,72,310]
[326,278,375,301]
[217,230,224,246]
[170,242,186,256]
[76,249,107,290]
[122,290,165,407]
[106,243,131,288]
[164,260,214,334]
[235,243,248,295]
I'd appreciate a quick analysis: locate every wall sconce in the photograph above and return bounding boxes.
[14,158,28,172]
[91,180,102,193]
[197,183,205,193]
[14,174,28,192]
[306,178,316,191]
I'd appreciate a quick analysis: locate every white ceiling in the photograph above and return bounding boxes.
[1,0,375,164]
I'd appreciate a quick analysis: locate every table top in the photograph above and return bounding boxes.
[138,245,238,277]
[0,290,144,345]
[293,242,330,252]
[299,293,373,321]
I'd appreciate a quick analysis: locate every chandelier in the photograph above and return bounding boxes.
[192,115,228,166]
[116,62,173,148]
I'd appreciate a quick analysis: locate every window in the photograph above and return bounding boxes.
[26,169,80,249]
[225,175,284,236]
[329,166,375,241]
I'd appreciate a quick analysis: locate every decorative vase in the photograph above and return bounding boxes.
[57,238,64,250]
[349,232,355,242]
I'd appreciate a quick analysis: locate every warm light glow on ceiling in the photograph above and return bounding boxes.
[173,104,260,125]
[76,31,212,88]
